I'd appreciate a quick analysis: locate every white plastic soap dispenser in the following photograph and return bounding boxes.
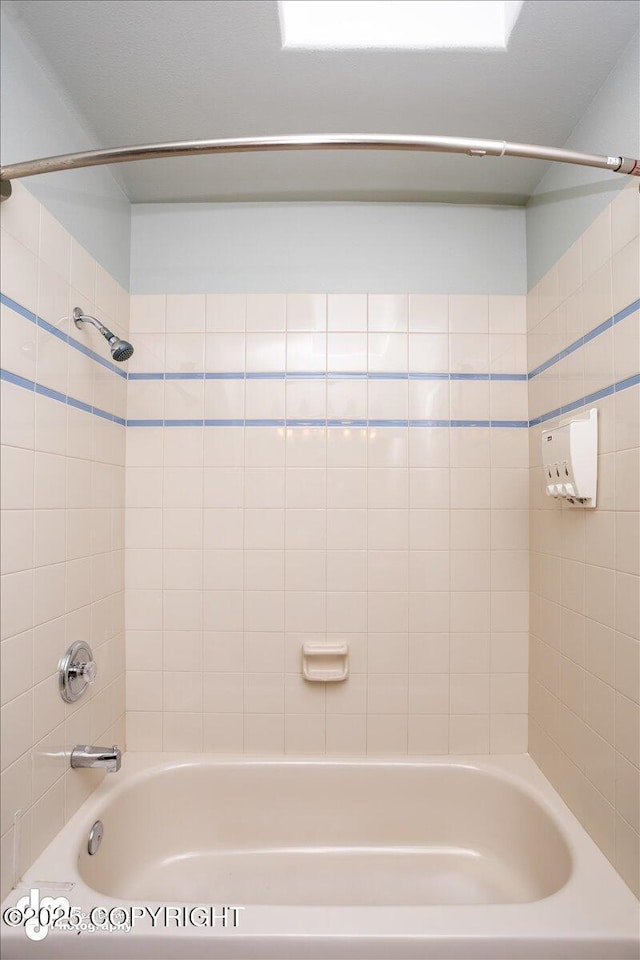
[541,408,598,507]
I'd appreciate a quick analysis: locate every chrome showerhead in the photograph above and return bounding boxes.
[72,307,134,363]
[109,337,134,362]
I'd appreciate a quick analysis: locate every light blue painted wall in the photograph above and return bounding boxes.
[526,33,639,289]
[130,201,526,294]
[6,0,631,295]
[1,12,131,289]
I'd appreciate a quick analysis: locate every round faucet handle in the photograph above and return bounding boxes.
[77,660,97,684]
[59,642,98,703]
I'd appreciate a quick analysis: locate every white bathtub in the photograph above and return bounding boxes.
[1,754,638,959]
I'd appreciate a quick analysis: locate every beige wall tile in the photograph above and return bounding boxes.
[7,182,639,902]
[529,195,640,897]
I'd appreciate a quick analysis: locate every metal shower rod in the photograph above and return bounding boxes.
[1,133,638,199]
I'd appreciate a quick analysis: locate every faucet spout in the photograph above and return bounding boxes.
[70,745,121,773]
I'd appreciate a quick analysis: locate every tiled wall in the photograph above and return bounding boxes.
[0,183,128,900]
[527,180,640,897]
[125,290,530,756]
[2,173,635,903]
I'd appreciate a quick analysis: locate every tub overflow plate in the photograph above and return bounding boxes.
[88,820,103,855]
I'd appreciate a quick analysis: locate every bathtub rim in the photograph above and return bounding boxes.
[2,753,638,957]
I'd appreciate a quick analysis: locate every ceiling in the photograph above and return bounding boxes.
[5,0,639,204]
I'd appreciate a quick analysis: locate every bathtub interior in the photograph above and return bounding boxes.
[77,760,573,906]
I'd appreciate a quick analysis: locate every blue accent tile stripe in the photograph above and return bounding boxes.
[582,317,613,345]
[3,291,637,386]
[367,418,409,427]
[528,299,639,381]
[0,368,35,392]
[90,296,640,384]
[616,372,640,392]
[0,294,37,324]
[528,407,562,427]
[286,418,327,427]
[66,394,93,413]
[3,293,638,432]
[527,356,556,379]
[33,314,67,346]
[35,382,68,405]
[0,367,126,425]
[122,416,530,428]
[126,369,529,382]
[245,418,286,427]
[529,372,639,426]
[326,418,368,427]
[408,419,449,427]
[3,364,637,431]
[205,419,245,427]
[1,292,128,380]
[163,419,205,427]
[613,299,640,324]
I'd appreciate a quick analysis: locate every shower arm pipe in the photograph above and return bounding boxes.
[0,133,638,196]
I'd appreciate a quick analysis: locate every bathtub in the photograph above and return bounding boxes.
[1,754,638,959]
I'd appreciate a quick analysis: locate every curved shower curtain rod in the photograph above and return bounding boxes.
[0,133,638,200]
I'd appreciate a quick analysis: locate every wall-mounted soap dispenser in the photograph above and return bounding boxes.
[541,408,598,507]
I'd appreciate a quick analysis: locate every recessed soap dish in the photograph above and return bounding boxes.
[302,642,349,682]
